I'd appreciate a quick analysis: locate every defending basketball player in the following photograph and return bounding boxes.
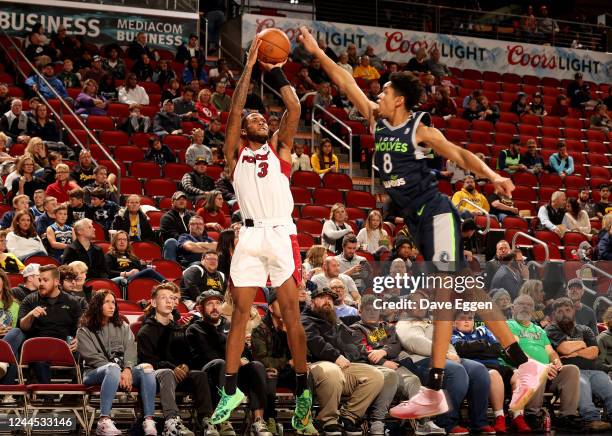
[209,35,313,431]
[298,27,548,420]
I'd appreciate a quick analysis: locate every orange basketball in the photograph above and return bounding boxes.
[257,28,291,64]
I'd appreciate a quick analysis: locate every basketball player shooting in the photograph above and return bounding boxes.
[209,35,313,431]
[298,27,548,420]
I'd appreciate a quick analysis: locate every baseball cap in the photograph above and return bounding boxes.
[92,55,101,62]
[195,156,208,165]
[196,289,224,305]
[567,278,583,289]
[22,263,40,278]
[172,191,187,201]
[311,287,338,300]
[162,99,174,106]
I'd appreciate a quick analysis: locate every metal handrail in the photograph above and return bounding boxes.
[1,31,121,189]
[311,104,352,179]
[456,198,490,235]
[511,231,549,264]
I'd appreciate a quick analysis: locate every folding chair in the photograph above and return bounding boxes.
[84,279,122,299]
[0,340,27,419]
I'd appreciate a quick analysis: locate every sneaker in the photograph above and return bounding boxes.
[389,387,449,419]
[163,416,193,436]
[266,418,279,436]
[201,417,220,436]
[292,389,313,431]
[510,415,531,433]
[143,417,158,436]
[509,360,548,412]
[415,419,446,435]
[297,422,320,435]
[342,418,363,436]
[323,423,343,436]
[472,425,496,435]
[252,418,273,436]
[2,395,15,404]
[96,417,122,436]
[369,420,385,436]
[210,387,246,425]
[0,362,7,378]
[448,426,468,435]
[493,416,507,434]
[218,421,236,436]
[584,420,612,432]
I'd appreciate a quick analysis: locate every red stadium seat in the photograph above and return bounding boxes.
[470,130,493,144]
[564,128,584,140]
[447,118,471,130]
[471,120,494,132]
[24,255,59,266]
[502,216,529,230]
[505,228,532,246]
[100,130,129,148]
[0,340,26,412]
[87,115,115,131]
[462,69,482,81]
[163,162,192,181]
[482,71,501,82]
[502,73,521,83]
[502,82,521,93]
[119,177,143,196]
[296,233,315,251]
[290,186,311,206]
[301,205,331,220]
[541,126,561,138]
[131,132,155,148]
[313,188,343,206]
[563,232,589,247]
[533,243,562,261]
[466,143,489,156]
[534,230,561,246]
[519,124,539,136]
[127,278,161,301]
[144,179,178,198]
[206,166,223,180]
[541,77,560,88]
[588,166,611,179]
[132,241,162,262]
[539,173,563,188]
[152,259,184,281]
[564,175,586,190]
[495,122,517,135]
[360,134,375,150]
[513,186,537,202]
[346,207,367,221]
[587,141,609,154]
[445,129,468,143]
[322,172,353,190]
[538,187,556,203]
[512,172,538,187]
[296,218,323,238]
[163,134,191,150]
[85,279,122,299]
[107,103,130,118]
[346,190,376,209]
[146,211,165,229]
[498,112,519,124]
[514,201,535,216]
[562,118,584,129]
[292,171,321,189]
[543,116,562,128]
[7,273,22,288]
[586,130,607,142]
[114,146,144,163]
[130,161,161,179]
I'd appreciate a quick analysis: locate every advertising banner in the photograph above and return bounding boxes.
[242,13,612,83]
[0,0,199,53]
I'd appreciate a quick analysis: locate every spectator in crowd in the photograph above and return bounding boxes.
[0,268,19,330]
[25,62,69,101]
[311,138,338,177]
[87,188,119,232]
[10,262,38,302]
[50,25,77,60]
[461,98,481,122]
[451,175,490,219]
[490,249,528,300]
[81,55,106,84]
[302,286,383,436]
[291,143,312,174]
[25,137,48,172]
[154,99,182,137]
[549,142,574,177]
[510,92,530,118]
[118,73,150,106]
[11,154,46,202]
[111,195,155,242]
[425,48,450,78]
[331,279,359,319]
[590,103,611,132]
[313,81,333,108]
[195,89,219,126]
[185,290,265,436]
[152,59,177,88]
[181,157,215,202]
[177,215,216,267]
[565,278,597,335]
[529,93,547,116]
[59,264,90,302]
[518,279,550,327]
[487,184,519,223]
[83,165,119,205]
[335,233,369,293]
[161,78,181,103]
[597,307,612,372]
[491,289,513,322]
[173,86,198,121]
[0,229,24,274]
[197,190,228,232]
[0,194,30,230]
[292,66,317,98]
[302,245,327,277]
[598,215,612,260]
[356,210,390,256]
[208,59,235,86]
[101,45,126,80]
[34,196,57,236]
[0,84,11,115]
[546,298,612,432]
[45,204,72,262]
[291,39,313,65]
[322,203,352,254]
[538,5,559,39]
[244,82,266,114]
[504,294,582,431]
[131,53,154,82]
[405,48,428,73]
[127,32,156,61]
[562,197,591,238]
[27,104,59,143]
[58,58,81,89]
[337,52,353,76]
[550,94,569,118]
[308,58,330,85]
[67,188,89,226]
[144,136,176,166]
[538,191,567,236]
[176,34,205,64]
[0,99,31,147]
[180,250,225,309]
[361,46,383,71]
[119,104,151,134]
[211,82,231,113]
[6,211,46,261]
[160,191,194,257]
[567,73,593,110]
[62,218,108,279]
[345,43,359,67]
[378,62,398,87]
[477,96,500,123]
[311,257,360,306]
[75,79,108,116]
[422,74,437,106]
[596,184,611,219]
[577,189,597,219]
[353,56,380,82]
[186,128,213,166]
[136,283,215,436]
[71,150,96,187]
[40,153,61,185]
[45,164,77,203]
[24,28,54,63]
[78,290,158,436]
[432,86,457,117]
[521,138,545,174]
[205,118,225,150]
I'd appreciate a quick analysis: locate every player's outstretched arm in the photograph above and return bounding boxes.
[298,26,377,125]
[224,35,262,168]
[417,125,515,196]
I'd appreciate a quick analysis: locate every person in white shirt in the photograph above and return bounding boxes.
[337,52,353,76]
[562,197,591,238]
[322,203,352,253]
[118,73,150,106]
[356,210,390,256]
[6,210,47,261]
[291,143,312,174]
[446,160,470,185]
[310,256,360,305]
[330,278,359,317]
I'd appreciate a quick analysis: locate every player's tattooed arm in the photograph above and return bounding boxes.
[224,35,262,169]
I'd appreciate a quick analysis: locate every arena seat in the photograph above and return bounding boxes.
[296,218,323,238]
[322,172,353,190]
[127,278,161,301]
[144,179,178,198]
[85,279,122,299]
[130,161,161,179]
[313,188,343,206]
[290,186,311,206]
[301,205,331,220]
[292,171,321,190]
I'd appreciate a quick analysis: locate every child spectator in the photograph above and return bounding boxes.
[186,128,213,166]
[45,204,72,262]
[144,137,176,166]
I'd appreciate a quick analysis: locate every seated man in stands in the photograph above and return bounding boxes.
[173,86,199,122]
[302,287,383,436]
[521,138,545,174]
[34,196,57,235]
[186,290,267,436]
[0,99,31,147]
[565,279,598,335]
[153,99,183,137]
[86,188,119,233]
[177,215,216,268]
[10,262,39,302]
[62,218,109,279]
[497,137,526,174]
[137,282,216,436]
[425,48,450,78]
[352,56,380,82]
[595,184,611,219]
[549,143,574,177]
[211,82,231,113]
[180,250,225,309]
[180,157,215,202]
[331,278,359,320]
[292,66,317,98]
[451,175,490,219]
[111,194,155,242]
[0,194,31,229]
[160,191,195,261]
[335,234,370,294]
[70,150,96,188]
[537,191,566,236]
[487,184,519,223]
[25,62,69,101]
[545,297,612,432]
[310,257,360,306]
[205,118,225,150]
[83,165,119,205]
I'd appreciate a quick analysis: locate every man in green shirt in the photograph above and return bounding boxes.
[505,294,581,430]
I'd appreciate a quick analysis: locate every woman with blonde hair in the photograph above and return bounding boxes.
[75,79,108,116]
[195,88,218,125]
[185,127,213,166]
[24,137,48,171]
[302,245,327,276]
[356,210,390,255]
[519,279,550,326]
[9,154,45,201]
[322,203,351,253]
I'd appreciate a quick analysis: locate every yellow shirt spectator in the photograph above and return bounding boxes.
[451,177,490,215]
[311,139,339,176]
[353,56,380,81]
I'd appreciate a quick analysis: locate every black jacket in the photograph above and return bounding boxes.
[10,284,36,302]
[62,240,109,279]
[185,316,231,369]
[180,264,225,302]
[160,209,194,242]
[136,316,192,369]
[111,208,155,242]
[153,111,181,135]
[301,306,363,363]
[105,252,144,277]
[215,176,235,202]
[350,320,402,364]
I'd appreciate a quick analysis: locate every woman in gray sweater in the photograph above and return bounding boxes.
[77,290,158,436]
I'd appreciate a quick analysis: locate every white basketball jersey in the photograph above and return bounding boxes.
[232,143,294,220]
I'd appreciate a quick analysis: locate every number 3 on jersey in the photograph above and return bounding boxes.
[257,162,268,178]
[382,153,393,174]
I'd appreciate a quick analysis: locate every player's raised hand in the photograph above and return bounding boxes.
[297,26,319,54]
[259,59,287,72]
[493,176,515,197]
[246,34,262,68]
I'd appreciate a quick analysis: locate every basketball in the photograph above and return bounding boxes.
[257,28,291,64]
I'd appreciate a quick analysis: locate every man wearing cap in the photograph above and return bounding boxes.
[177,215,217,268]
[25,62,69,100]
[153,99,182,137]
[497,137,526,174]
[81,55,105,84]
[11,263,40,302]
[566,278,597,335]
[186,290,267,436]
[160,191,195,261]
[529,93,547,116]
[180,157,215,202]
[180,250,225,309]
[301,286,383,436]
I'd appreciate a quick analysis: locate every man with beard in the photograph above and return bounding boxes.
[186,290,268,436]
[70,150,96,188]
[490,249,529,300]
[577,188,598,219]
[301,287,383,436]
[565,279,597,335]
[595,184,611,219]
[504,295,582,432]
[545,297,612,432]
[451,175,490,219]
[180,250,225,309]
[537,191,566,236]
[484,240,511,290]
[334,234,370,293]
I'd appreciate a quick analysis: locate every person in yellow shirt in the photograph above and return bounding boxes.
[352,56,380,82]
[310,138,339,176]
[451,175,490,218]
